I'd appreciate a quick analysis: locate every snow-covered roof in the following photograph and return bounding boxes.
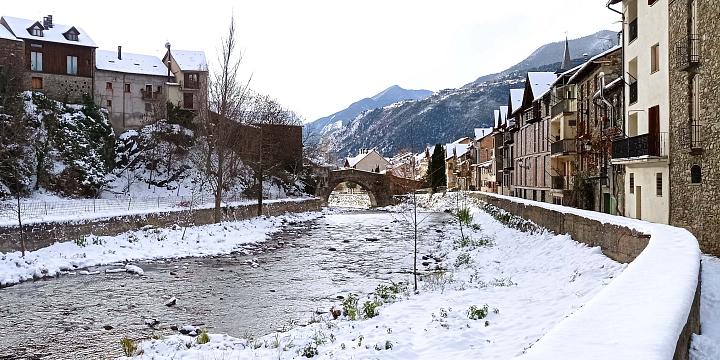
[509,89,524,115]
[96,50,168,77]
[474,127,493,140]
[452,137,470,144]
[346,149,384,168]
[0,22,19,41]
[567,45,622,84]
[493,110,500,128]
[499,106,508,124]
[1,16,96,47]
[170,50,208,71]
[527,72,557,101]
[445,143,471,160]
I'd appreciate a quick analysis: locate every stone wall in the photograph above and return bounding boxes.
[32,73,93,103]
[0,199,322,253]
[668,0,720,257]
[469,192,700,360]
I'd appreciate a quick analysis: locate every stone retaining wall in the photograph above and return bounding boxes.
[0,199,322,253]
[469,192,700,360]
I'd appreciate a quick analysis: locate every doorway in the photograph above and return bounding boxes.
[635,186,642,219]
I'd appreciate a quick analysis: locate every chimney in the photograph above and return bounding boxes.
[118,46,122,60]
[47,15,53,28]
[42,16,49,30]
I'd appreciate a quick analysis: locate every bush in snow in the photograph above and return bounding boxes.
[454,252,473,268]
[120,337,137,356]
[456,207,473,226]
[196,330,210,345]
[361,299,382,319]
[467,304,489,320]
[341,293,359,320]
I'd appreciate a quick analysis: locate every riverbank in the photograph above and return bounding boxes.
[119,194,625,359]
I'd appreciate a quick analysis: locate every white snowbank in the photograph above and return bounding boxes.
[691,255,720,360]
[476,192,701,360]
[0,210,322,287]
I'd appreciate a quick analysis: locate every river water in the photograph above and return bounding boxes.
[0,209,450,359]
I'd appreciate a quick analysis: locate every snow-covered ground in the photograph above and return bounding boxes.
[0,210,322,287]
[691,255,720,360]
[118,195,625,359]
[327,193,371,208]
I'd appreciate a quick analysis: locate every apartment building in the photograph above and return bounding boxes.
[163,46,208,111]
[446,138,473,190]
[608,0,670,224]
[668,0,720,256]
[502,89,524,196]
[493,107,507,194]
[472,128,495,192]
[514,72,556,202]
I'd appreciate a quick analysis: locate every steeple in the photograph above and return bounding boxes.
[559,36,572,72]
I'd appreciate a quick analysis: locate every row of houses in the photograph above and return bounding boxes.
[441,0,718,256]
[0,14,209,131]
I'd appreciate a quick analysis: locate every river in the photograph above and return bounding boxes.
[0,209,450,359]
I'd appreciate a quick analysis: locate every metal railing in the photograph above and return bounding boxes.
[551,139,577,156]
[551,98,577,118]
[676,34,701,70]
[628,18,638,43]
[629,81,638,105]
[612,132,668,159]
[690,123,702,149]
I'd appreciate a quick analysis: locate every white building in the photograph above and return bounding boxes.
[344,149,390,173]
[95,47,168,130]
[609,0,670,224]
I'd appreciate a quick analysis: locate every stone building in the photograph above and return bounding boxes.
[569,46,624,214]
[501,89,524,196]
[549,67,580,206]
[163,47,208,111]
[0,22,23,78]
[472,128,495,192]
[514,72,556,203]
[95,47,169,131]
[0,15,96,103]
[445,138,473,190]
[668,0,720,256]
[608,0,670,224]
[344,149,390,173]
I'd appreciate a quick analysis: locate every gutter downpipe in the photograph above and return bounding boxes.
[606,0,625,216]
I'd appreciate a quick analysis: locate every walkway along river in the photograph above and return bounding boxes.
[0,209,451,359]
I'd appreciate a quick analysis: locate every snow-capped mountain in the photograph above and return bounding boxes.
[304,85,432,143]
[314,30,618,162]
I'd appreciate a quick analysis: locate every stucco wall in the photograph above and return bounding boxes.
[0,199,322,253]
[94,70,167,130]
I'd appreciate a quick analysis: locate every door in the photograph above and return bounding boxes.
[635,186,642,219]
[648,105,660,155]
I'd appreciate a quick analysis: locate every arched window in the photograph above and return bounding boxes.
[691,165,702,184]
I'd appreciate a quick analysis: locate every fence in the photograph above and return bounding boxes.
[0,193,266,224]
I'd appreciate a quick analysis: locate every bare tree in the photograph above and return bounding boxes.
[194,16,252,223]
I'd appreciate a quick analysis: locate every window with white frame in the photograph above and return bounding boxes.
[31,52,43,72]
[66,56,78,75]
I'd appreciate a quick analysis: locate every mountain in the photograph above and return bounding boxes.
[304,85,432,142]
[465,30,618,87]
[315,30,618,162]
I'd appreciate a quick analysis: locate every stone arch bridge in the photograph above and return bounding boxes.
[314,168,425,207]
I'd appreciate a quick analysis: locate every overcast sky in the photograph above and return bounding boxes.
[4,1,620,121]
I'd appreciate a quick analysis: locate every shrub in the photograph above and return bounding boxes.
[196,330,210,345]
[301,343,318,358]
[457,207,473,226]
[374,282,406,302]
[362,299,382,319]
[74,236,88,247]
[120,337,137,357]
[454,253,473,268]
[467,304,489,320]
[342,294,359,320]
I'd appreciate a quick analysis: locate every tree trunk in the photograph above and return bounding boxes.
[16,194,25,257]
[214,149,225,223]
[257,126,263,216]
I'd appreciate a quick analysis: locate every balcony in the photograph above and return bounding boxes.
[551,99,577,118]
[628,81,638,105]
[503,159,514,171]
[551,139,577,156]
[503,131,514,144]
[551,175,572,190]
[612,132,668,160]
[141,89,162,101]
[676,34,701,71]
[628,18,638,43]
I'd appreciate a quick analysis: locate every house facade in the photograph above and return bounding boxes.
[549,69,580,206]
[163,47,208,111]
[344,149,390,173]
[0,15,96,103]
[445,138,473,190]
[609,0,670,224]
[95,47,169,130]
[514,72,556,203]
[493,106,507,195]
[501,89,524,196]
[668,0,720,255]
[472,128,495,192]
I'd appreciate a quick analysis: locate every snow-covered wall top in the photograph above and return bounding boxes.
[475,193,700,360]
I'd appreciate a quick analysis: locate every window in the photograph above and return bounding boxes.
[650,44,660,73]
[648,0,658,5]
[690,75,701,148]
[31,77,43,89]
[106,100,112,108]
[145,84,152,93]
[185,73,199,89]
[30,27,43,37]
[30,51,43,72]
[124,83,131,93]
[66,33,78,41]
[656,173,663,196]
[105,82,113,90]
[66,56,78,75]
[145,102,153,112]
[183,92,194,109]
[691,165,702,184]
[629,173,635,194]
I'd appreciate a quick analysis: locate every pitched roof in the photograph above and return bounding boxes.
[0,22,18,41]
[96,50,168,76]
[446,143,471,160]
[509,88,524,115]
[1,16,96,47]
[567,45,622,85]
[474,127,493,140]
[169,50,208,71]
[527,72,557,100]
[499,106,508,122]
[493,110,500,128]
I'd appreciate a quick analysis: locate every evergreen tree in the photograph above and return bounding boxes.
[426,144,446,192]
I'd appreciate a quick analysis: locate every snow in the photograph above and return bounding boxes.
[0,23,19,41]
[0,209,322,287]
[691,255,720,360]
[509,88,524,115]
[477,192,701,360]
[96,50,168,77]
[119,194,625,359]
[445,143,471,160]
[1,16,97,47]
[474,127,493,140]
[526,72,557,100]
[170,50,208,71]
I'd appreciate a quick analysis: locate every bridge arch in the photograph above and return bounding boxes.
[322,176,380,207]
[314,168,424,208]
